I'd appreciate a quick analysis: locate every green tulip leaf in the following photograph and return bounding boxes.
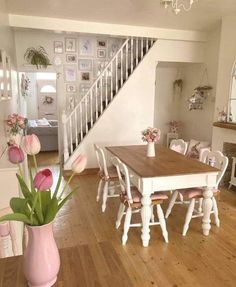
[44,197,58,224]
[0,213,32,225]
[53,166,62,199]
[58,187,79,211]
[10,198,31,218]
[40,191,51,217]
[16,174,33,204]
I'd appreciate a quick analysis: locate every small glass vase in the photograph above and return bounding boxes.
[147,142,155,157]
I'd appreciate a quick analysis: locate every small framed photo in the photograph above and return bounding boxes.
[80,71,91,82]
[97,49,106,58]
[54,41,63,54]
[65,38,76,52]
[93,60,108,77]
[66,54,77,63]
[97,39,107,48]
[66,84,77,93]
[79,38,94,57]
[78,59,93,71]
[79,83,91,95]
[64,65,77,82]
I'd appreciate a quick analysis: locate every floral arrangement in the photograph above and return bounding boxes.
[0,134,87,226]
[6,113,28,135]
[21,74,30,97]
[168,120,181,133]
[217,107,227,122]
[142,127,161,143]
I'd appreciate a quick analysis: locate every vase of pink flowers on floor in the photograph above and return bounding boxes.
[6,113,28,146]
[0,134,87,287]
[142,127,161,157]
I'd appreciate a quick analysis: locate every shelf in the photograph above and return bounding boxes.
[213,122,236,131]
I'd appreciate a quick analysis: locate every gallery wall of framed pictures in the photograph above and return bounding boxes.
[52,35,124,109]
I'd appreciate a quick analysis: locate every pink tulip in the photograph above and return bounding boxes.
[22,134,41,155]
[34,169,53,191]
[8,146,24,164]
[71,154,87,174]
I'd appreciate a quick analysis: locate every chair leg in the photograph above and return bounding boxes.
[122,207,132,245]
[156,205,168,243]
[198,198,203,213]
[179,192,184,203]
[151,205,155,223]
[182,198,195,236]
[9,222,18,256]
[102,181,109,212]
[96,179,104,202]
[165,190,178,218]
[212,197,220,227]
[116,203,125,229]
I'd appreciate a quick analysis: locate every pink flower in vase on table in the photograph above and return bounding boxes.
[141,127,161,143]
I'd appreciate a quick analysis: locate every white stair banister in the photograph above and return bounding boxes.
[62,110,69,162]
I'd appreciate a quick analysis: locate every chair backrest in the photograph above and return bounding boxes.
[94,144,109,177]
[112,157,133,204]
[201,150,228,187]
[170,139,188,155]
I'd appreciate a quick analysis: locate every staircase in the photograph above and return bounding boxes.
[62,37,156,164]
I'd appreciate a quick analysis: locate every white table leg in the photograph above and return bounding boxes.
[202,187,213,236]
[141,194,152,247]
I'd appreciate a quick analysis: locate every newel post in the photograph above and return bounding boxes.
[62,110,69,162]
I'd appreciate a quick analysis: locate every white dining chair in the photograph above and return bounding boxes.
[112,157,169,245]
[94,144,120,212]
[0,207,19,258]
[165,150,228,236]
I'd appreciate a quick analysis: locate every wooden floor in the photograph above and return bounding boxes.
[2,159,236,286]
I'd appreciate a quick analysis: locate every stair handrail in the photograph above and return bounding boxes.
[65,38,130,121]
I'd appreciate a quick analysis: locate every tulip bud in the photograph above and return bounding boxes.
[71,154,87,174]
[34,169,53,191]
[8,146,24,164]
[22,134,41,155]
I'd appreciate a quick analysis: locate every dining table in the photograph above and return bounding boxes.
[106,144,219,247]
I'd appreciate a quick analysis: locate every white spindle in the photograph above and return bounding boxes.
[100,80,103,113]
[111,63,114,99]
[62,111,69,161]
[75,110,78,147]
[141,37,144,59]
[80,104,83,140]
[136,38,138,66]
[90,90,93,127]
[69,117,73,154]
[146,38,148,54]
[85,99,88,133]
[131,38,134,73]
[126,41,128,79]
[121,49,123,86]
[95,85,98,120]
[105,71,108,106]
[115,56,118,92]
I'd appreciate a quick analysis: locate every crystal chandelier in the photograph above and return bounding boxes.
[160,0,198,14]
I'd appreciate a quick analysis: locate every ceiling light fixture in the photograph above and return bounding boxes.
[160,0,198,15]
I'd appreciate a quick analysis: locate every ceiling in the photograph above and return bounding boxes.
[6,0,236,31]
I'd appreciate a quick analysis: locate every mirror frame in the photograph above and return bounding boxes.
[0,49,12,101]
[228,59,236,122]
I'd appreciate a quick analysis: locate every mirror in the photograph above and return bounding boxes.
[228,60,236,122]
[0,50,12,101]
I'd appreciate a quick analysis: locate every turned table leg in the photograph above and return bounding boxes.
[141,194,152,247]
[202,187,213,236]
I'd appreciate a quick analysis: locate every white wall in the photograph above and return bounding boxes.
[25,73,38,119]
[64,39,205,169]
[0,0,19,152]
[154,66,180,145]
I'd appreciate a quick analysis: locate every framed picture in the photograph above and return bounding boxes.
[66,84,77,93]
[93,60,109,77]
[64,65,77,82]
[97,49,106,58]
[54,41,63,54]
[79,38,94,57]
[66,54,77,63]
[79,83,91,95]
[78,59,93,71]
[80,71,91,82]
[108,38,122,57]
[97,39,107,48]
[65,38,76,52]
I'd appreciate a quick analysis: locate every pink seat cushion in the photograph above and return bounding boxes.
[171,144,184,154]
[179,187,219,199]
[126,187,168,203]
[99,166,118,180]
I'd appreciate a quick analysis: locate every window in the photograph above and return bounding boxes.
[40,85,56,93]
[36,73,56,80]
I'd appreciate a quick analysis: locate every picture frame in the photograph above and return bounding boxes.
[78,59,93,71]
[65,38,76,52]
[97,49,106,58]
[93,60,109,77]
[79,38,94,57]
[64,65,77,82]
[66,84,77,93]
[80,71,91,82]
[54,41,63,54]
[97,39,107,48]
[66,54,77,63]
[79,83,91,95]
[108,38,122,58]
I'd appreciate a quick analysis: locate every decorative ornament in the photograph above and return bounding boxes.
[43,96,54,104]
[160,0,198,15]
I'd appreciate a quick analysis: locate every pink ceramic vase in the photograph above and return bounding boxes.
[23,222,60,287]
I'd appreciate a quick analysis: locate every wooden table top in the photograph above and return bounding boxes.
[106,144,218,178]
